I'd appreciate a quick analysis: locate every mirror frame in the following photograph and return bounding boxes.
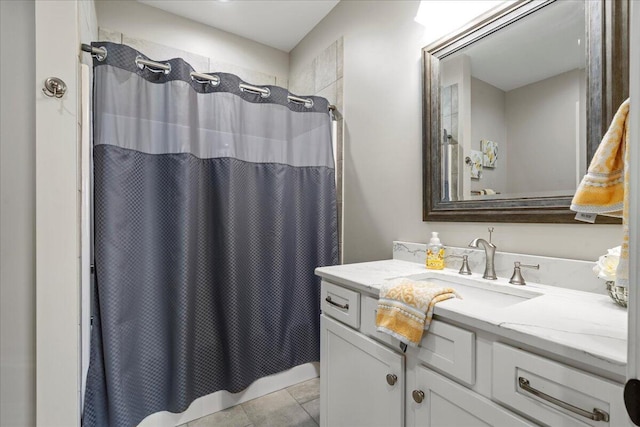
[422,0,628,223]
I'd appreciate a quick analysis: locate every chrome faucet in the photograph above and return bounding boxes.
[468,238,497,280]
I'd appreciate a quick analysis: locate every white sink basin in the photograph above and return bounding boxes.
[393,273,542,310]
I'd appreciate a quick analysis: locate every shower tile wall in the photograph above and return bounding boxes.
[97,27,121,44]
[289,38,344,263]
[441,83,459,201]
[442,84,459,145]
[122,35,210,72]
[97,28,344,262]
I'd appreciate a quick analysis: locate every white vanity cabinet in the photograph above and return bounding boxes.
[318,276,630,427]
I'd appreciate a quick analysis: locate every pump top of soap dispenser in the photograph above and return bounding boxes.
[429,232,441,245]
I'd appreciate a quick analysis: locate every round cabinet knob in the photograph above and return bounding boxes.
[386,374,397,386]
[412,390,425,403]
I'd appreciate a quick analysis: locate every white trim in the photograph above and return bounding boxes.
[627,0,640,386]
[35,1,81,424]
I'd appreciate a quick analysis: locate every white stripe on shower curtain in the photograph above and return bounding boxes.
[80,63,92,412]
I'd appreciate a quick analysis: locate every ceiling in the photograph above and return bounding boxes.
[137,0,340,52]
[443,0,585,92]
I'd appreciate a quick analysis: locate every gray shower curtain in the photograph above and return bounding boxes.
[83,42,338,427]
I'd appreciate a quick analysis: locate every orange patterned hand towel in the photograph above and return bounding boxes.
[571,98,630,216]
[376,278,460,346]
[571,98,630,287]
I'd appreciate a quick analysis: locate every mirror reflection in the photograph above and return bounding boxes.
[439,1,585,202]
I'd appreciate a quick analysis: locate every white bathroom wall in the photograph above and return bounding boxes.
[95,0,290,86]
[469,69,583,196]
[290,0,622,263]
[0,1,36,425]
[505,69,583,194]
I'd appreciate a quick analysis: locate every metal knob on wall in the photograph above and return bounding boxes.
[42,77,67,98]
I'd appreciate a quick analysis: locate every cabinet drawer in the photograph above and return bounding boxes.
[415,320,475,386]
[492,343,626,426]
[361,295,475,385]
[321,280,360,329]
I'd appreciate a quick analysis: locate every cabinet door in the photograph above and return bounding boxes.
[320,315,404,427]
[410,365,534,427]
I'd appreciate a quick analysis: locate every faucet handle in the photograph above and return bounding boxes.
[509,261,540,286]
[447,255,472,275]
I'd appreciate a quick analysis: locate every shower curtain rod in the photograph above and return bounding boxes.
[80,43,337,113]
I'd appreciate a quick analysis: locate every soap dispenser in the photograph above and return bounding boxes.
[426,232,445,270]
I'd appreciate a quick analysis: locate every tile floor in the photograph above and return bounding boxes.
[181,378,320,427]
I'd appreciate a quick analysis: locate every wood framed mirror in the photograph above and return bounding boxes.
[422,0,628,223]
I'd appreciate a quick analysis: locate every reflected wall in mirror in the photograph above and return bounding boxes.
[441,1,585,201]
[423,0,629,223]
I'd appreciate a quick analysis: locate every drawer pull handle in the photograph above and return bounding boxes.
[325,296,349,310]
[386,374,397,386]
[412,390,425,403]
[518,377,609,422]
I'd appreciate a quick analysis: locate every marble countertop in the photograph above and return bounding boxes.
[315,259,628,381]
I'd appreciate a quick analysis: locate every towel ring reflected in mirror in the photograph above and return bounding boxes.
[422,0,628,223]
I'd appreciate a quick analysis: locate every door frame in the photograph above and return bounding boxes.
[627,0,639,388]
[35,1,81,425]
